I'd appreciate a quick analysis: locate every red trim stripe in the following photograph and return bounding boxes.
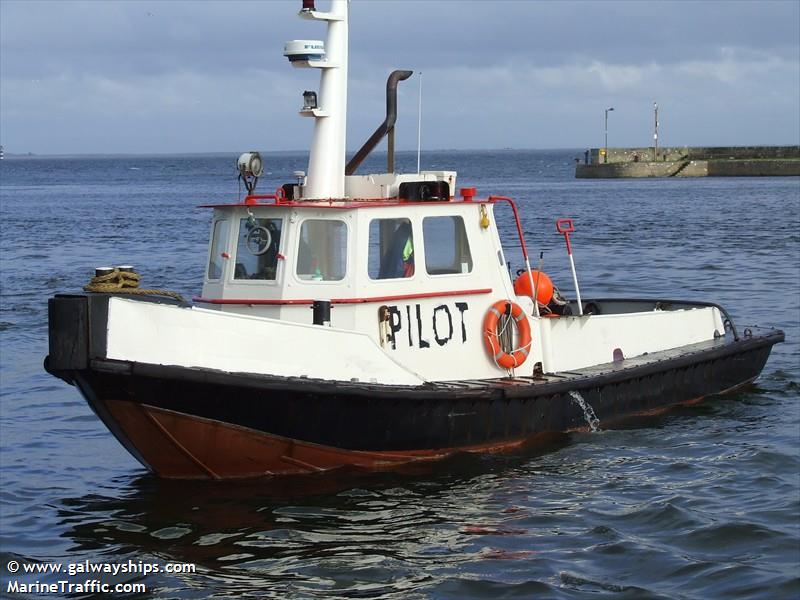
[193,288,492,306]
[332,288,492,304]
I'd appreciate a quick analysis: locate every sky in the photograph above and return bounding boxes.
[1,0,798,155]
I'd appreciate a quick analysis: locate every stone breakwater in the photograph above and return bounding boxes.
[575,145,800,178]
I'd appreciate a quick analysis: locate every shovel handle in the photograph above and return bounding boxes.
[556,219,575,254]
[556,218,574,234]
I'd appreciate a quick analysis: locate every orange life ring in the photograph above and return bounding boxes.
[483,300,532,369]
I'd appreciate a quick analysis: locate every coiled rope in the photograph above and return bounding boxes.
[83,269,185,303]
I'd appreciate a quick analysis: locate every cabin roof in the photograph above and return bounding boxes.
[199,197,489,210]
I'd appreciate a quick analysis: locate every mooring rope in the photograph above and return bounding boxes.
[83,269,185,303]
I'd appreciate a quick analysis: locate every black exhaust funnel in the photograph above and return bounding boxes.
[345,70,413,175]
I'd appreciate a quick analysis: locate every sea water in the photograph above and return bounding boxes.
[1,150,798,598]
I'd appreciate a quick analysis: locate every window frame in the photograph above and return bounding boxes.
[366,217,417,281]
[206,218,230,282]
[231,216,285,284]
[293,217,350,284]
[421,214,474,277]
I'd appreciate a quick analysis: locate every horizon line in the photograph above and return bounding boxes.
[3,143,796,159]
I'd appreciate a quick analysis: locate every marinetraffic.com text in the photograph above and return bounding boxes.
[5,558,196,595]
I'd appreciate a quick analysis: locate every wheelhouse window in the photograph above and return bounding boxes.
[296,219,347,281]
[207,219,229,280]
[368,218,414,279]
[234,216,283,280]
[423,216,473,275]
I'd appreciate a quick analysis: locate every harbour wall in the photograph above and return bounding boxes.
[576,145,800,178]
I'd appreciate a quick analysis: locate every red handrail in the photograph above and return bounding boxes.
[244,187,287,205]
[487,195,530,263]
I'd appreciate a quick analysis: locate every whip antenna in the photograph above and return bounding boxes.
[417,71,423,173]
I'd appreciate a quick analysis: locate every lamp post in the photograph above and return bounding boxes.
[653,102,659,161]
[604,107,614,163]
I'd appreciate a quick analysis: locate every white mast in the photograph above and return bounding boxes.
[299,0,349,199]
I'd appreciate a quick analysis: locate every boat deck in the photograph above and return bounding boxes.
[430,325,783,397]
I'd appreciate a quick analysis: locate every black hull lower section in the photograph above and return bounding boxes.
[47,327,783,478]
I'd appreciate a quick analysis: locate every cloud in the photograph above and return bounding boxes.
[1,0,798,153]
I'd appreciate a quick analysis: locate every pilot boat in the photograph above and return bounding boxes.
[45,0,783,479]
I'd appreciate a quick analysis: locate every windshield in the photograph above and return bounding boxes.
[234,217,283,280]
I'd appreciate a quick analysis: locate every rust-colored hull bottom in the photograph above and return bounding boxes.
[100,378,752,479]
[100,399,530,479]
